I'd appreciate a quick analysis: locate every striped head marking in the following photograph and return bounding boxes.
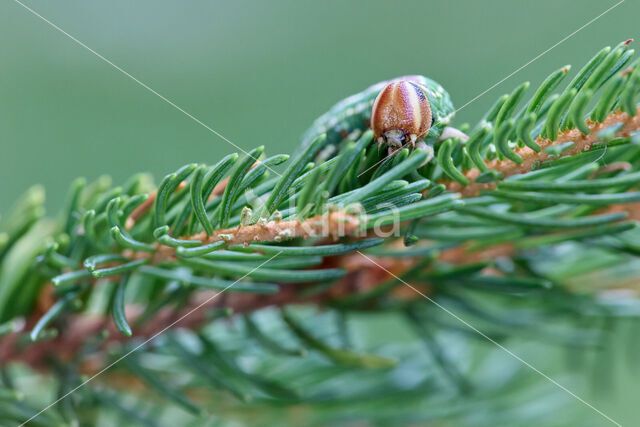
[370,80,432,151]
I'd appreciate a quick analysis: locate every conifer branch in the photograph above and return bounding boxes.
[448,107,640,198]
[3,42,640,424]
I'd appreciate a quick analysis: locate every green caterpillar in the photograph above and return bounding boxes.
[300,75,458,156]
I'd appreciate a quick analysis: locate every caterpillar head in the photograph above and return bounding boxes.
[370,80,432,152]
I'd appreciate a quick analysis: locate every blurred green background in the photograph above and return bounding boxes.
[1,0,639,424]
[3,0,639,212]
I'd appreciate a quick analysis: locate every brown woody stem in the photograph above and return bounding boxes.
[4,109,640,368]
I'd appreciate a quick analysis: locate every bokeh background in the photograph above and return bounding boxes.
[1,0,639,424]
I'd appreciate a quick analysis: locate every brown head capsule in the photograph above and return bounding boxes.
[370,80,432,152]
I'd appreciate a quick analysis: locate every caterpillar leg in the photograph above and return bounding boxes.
[438,126,469,141]
[415,141,434,166]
